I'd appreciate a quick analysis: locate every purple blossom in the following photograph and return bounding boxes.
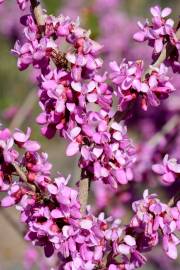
[0,1,179,269]
[133,5,180,64]
[152,154,180,185]
[79,118,136,188]
[129,190,180,260]
[110,59,175,111]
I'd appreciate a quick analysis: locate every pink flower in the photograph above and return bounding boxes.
[129,190,180,260]
[133,5,179,62]
[152,154,180,185]
[13,127,41,151]
[110,59,175,111]
[79,117,136,188]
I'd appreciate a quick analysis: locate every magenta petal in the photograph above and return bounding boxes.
[36,112,47,125]
[154,38,163,53]
[161,7,172,18]
[163,238,178,260]
[23,140,41,152]
[133,31,145,42]
[81,146,90,160]
[56,100,65,113]
[71,81,82,92]
[13,127,31,143]
[121,77,133,90]
[150,6,161,17]
[66,141,79,156]
[1,196,15,207]
[152,164,165,175]
[168,162,180,173]
[70,127,81,139]
[44,243,54,258]
[42,80,57,91]
[109,265,118,270]
[94,162,102,178]
[51,209,63,218]
[163,172,175,184]
[66,103,75,112]
[115,169,127,184]
[109,61,119,72]
[87,93,97,102]
[124,235,136,246]
[47,184,58,195]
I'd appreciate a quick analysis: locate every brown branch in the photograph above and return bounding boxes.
[30,0,67,68]
[147,114,179,148]
[30,0,45,27]
[78,178,89,214]
[168,190,180,207]
[12,162,38,193]
[112,102,135,124]
[12,162,28,183]
[145,28,180,75]
[9,90,37,131]
[0,163,37,237]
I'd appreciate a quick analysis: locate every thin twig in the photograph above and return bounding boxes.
[145,28,180,75]
[147,114,180,148]
[78,178,89,214]
[0,163,36,237]
[12,162,38,192]
[30,0,45,27]
[112,102,135,124]
[168,190,180,207]
[12,162,28,183]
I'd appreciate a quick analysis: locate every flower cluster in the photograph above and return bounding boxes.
[11,11,137,189]
[12,14,53,71]
[152,154,180,185]
[110,60,175,111]
[0,0,180,269]
[0,127,50,197]
[37,66,112,140]
[129,190,180,260]
[1,126,179,269]
[12,12,104,82]
[13,12,113,137]
[79,119,136,188]
[133,6,179,53]
[133,6,180,71]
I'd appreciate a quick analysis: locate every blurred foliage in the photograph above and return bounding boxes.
[44,0,61,13]
[124,0,180,18]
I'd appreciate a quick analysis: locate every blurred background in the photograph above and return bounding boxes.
[0,0,180,269]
